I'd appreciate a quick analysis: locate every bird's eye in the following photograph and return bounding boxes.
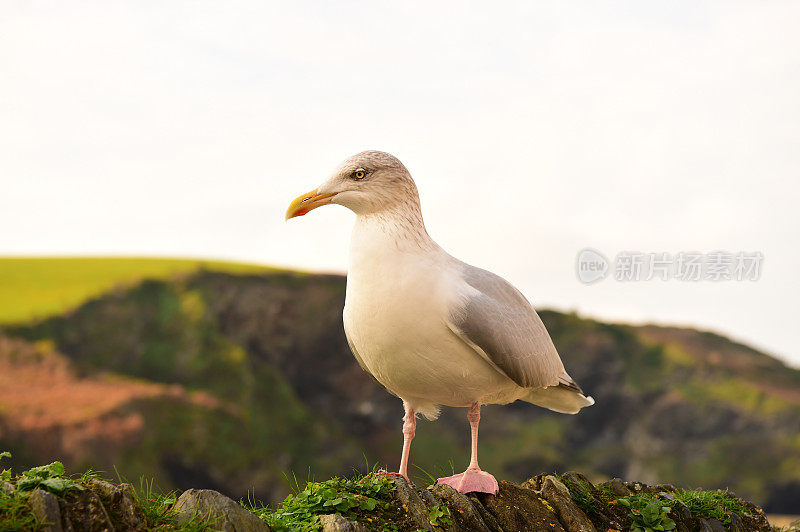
[353,169,366,180]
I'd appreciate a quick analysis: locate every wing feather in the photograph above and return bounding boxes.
[447,264,565,389]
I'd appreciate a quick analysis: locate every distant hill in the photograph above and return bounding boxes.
[0,257,283,323]
[1,260,798,512]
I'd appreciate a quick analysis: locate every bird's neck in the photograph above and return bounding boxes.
[351,204,437,254]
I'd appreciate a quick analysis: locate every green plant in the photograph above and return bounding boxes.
[619,496,675,532]
[134,477,178,526]
[0,452,42,531]
[0,451,11,482]
[78,468,104,483]
[428,504,452,527]
[264,473,396,531]
[17,462,78,496]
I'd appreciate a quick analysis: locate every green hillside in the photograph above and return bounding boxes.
[1,258,798,513]
[0,257,283,323]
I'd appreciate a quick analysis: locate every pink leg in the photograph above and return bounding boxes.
[436,403,498,494]
[398,404,416,480]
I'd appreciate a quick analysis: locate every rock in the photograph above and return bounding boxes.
[29,489,63,532]
[670,500,694,532]
[727,512,747,532]
[540,476,596,532]
[429,483,490,532]
[653,484,678,492]
[605,478,630,497]
[319,513,369,531]
[58,487,115,532]
[173,489,270,532]
[698,518,726,531]
[552,472,628,531]
[85,479,146,531]
[466,492,504,531]
[419,488,439,508]
[2,481,15,495]
[386,476,432,531]
[476,481,565,532]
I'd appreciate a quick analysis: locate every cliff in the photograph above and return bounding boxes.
[1,267,799,513]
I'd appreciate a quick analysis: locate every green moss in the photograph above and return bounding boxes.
[672,489,751,525]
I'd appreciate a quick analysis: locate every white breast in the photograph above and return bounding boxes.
[343,217,521,410]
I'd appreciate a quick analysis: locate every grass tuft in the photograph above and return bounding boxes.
[672,488,751,526]
[125,475,217,531]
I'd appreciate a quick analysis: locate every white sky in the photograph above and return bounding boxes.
[1,2,798,365]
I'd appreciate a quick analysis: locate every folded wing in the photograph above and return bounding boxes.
[446,264,565,389]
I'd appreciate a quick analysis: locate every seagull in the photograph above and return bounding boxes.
[285,151,593,494]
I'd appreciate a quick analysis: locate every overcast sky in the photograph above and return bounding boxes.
[2,2,798,365]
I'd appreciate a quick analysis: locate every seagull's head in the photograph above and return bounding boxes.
[285,150,420,220]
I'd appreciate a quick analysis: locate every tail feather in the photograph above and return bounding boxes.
[523,382,594,414]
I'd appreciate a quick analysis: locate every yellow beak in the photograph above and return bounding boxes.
[285,188,337,220]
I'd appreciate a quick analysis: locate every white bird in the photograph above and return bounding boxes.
[285,151,593,494]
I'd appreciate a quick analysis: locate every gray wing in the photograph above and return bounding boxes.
[446,264,566,389]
